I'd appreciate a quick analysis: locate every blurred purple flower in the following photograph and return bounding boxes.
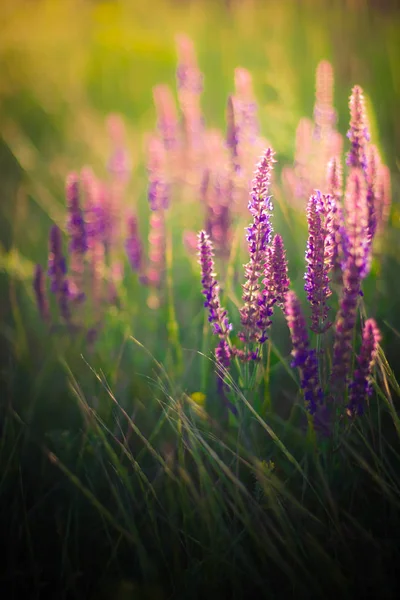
[47,225,70,321]
[346,85,370,173]
[331,169,369,389]
[125,214,143,272]
[147,136,169,211]
[347,318,381,416]
[285,290,323,415]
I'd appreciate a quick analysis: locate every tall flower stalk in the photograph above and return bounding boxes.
[48,225,70,323]
[66,173,87,303]
[285,290,323,415]
[346,85,370,173]
[348,318,381,416]
[331,169,369,393]
[239,148,275,346]
[304,191,335,334]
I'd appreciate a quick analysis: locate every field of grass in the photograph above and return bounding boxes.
[1,0,400,598]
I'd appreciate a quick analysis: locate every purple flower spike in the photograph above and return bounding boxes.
[125,214,143,272]
[304,191,335,333]
[327,157,344,272]
[239,148,276,345]
[364,145,381,274]
[344,168,369,278]
[348,319,381,416]
[33,264,50,322]
[285,291,323,415]
[346,85,370,173]
[331,169,368,390]
[264,234,290,309]
[197,230,232,340]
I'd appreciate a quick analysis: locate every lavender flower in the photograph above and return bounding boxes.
[327,157,344,272]
[239,148,275,344]
[365,144,380,242]
[346,85,370,173]
[125,214,143,272]
[331,169,368,388]
[33,264,49,322]
[198,230,232,339]
[47,225,70,321]
[285,291,323,414]
[304,191,335,333]
[348,318,381,416]
[147,135,169,211]
[264,234,290,309]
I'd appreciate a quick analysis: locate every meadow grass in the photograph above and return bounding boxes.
[1,0,400,598]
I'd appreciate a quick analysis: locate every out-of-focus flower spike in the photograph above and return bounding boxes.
[285,290,323,415]
[106,113,131,183]
[147,135,170,211]
[176,34,203,94]
[125,213,143,272]
[146,211,166,307]
[81,167,106,311]
[226,94,239,170]
[48,225,70,322]
[66,172,87,303]
[348,318,381,416]
[33,264,50,323]
[313,60,337,138]
[376,164,392,234]
[331,169,368,390]
[327,156,343,202]
[234,67,259,145]
[153,84,179,151]
[344,168,369,277]
[175,34,204,162]
[346,85,370,173]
